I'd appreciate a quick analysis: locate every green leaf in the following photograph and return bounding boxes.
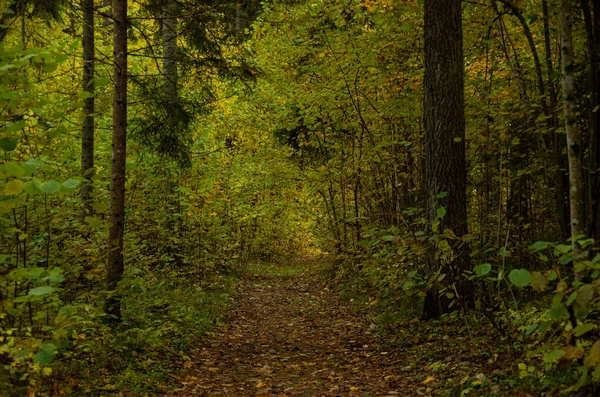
[575,284,595,309]
[585,341,600,368]
[0,137,18,151]
[498,246,511,257]
[436,207,446,219]
[554,244,572,255]
[529,241,549,251]
[436,192,448,199]
[39,180,61,193]
[43,274,64,283]
[28,286,54,296]
[574,323,596,337]
[62,179,81,189]
[508,269,531,287]
[5,161,25,177]
[525,324,538,336]
[473,263,491,276]
[24,267,44,280]
[22,181,40,194]
[548,303,567,319]
[26,158,44,167]
[33,347,55,366]
[543,349,566,363]
[566,291,577,306]
[78,90,93,99]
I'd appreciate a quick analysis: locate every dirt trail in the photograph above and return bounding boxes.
[167,257,430,396]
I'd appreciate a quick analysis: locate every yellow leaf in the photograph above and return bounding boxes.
[4,179,23,195]
[256,381,265,388]
[423,376,435,385]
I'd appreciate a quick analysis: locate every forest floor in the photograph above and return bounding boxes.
[164,257,526,397]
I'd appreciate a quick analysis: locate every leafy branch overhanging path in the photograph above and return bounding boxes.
[166,257,420,396]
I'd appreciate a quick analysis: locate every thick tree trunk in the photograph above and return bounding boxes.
[423,0,473,319]
[105,0,127,320]
[581,0,600,241]
[81,0,95,222]
[560,0,585,278]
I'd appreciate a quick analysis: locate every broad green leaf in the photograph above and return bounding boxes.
[554,244,572,255]
[28,286,54,296]
[39,180,61,193]
[585,341,600,368]
[5,161,25,177]
[529,241,549,251]
[22,181,40,194]
[26,158,44,167]
[543,349,565,363]
[498,246,510,257]
[548,303,567,319]
[508,269,531,287]
[4,179,23,195]
[436,207,446,219]
[0,137,17,151]
[574,323,596,337]
[43,274,64,283]
[575,284,595,309]
[24,267,44,280]
[34,348,54,366]
[62,179,81,189]
[473,263,491,276]
[436,192,448,199]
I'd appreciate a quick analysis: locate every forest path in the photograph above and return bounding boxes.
[166,256,426,396]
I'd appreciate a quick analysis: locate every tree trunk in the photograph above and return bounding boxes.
[81,0,95,222]
[544,0,571,239]
[105,0,128,320]
[423,0,473,319]
[163,0,178,102]
[580,0,600,241]
[560,0,585,278]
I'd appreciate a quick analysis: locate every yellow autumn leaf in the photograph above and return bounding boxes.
[4,179,23,195]
[423,376,435,385]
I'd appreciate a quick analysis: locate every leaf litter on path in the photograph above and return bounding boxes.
[164,258,513,396]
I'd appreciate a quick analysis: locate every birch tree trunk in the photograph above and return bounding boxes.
[560,0,585,278]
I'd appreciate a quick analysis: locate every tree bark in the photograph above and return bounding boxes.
[423,0,473,319]
[580,0,600,241]
[560,0,585,278]
[163,0,178,102]
[544,0,571,239]
[105,0,128,320]
[81,0,95,222]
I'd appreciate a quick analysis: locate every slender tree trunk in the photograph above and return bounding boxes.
[544,0,571,239]
[560,0,585,278]
[103,0,113,26]
[81,0,95,222]
[163,0,178,103]
[423,0,473,319]
[105,0,128,320]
